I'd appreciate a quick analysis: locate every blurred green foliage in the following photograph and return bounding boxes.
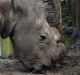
[62,1,75,47]
[62,0,72,27]
[64,35,75,47]
[0,37,14,56]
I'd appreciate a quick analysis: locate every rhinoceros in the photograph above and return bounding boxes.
[0,0,65,71]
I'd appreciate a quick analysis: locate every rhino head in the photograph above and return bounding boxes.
[0,0,65,71]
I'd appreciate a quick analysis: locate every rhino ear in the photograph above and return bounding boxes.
[0,0,13,38]
[0,13,5,33]
[1,10,16,39]
[1,18,15,38]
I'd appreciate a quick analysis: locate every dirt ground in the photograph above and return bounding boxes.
[0,41,80,75]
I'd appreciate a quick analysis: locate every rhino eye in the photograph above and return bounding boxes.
[40,33,46,41]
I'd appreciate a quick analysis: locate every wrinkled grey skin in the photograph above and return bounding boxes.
[0,0,65,71]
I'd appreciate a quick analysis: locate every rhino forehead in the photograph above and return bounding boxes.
[13,0,45,14]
